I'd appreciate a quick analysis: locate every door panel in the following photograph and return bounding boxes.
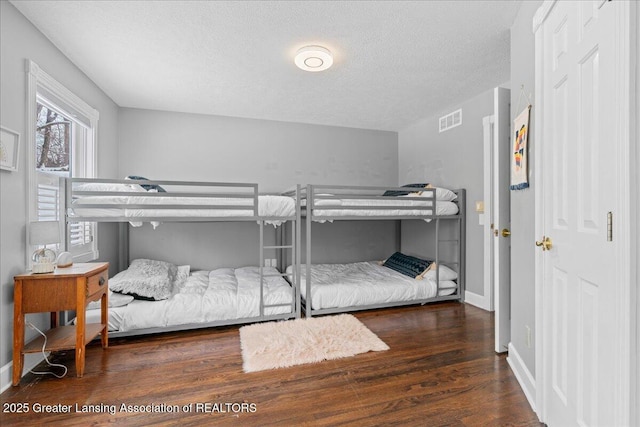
[550,266,568,404]
[538,1,617,425]
[577,278,598,426]
[577,47,599,233]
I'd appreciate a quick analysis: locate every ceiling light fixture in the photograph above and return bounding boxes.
[294,45,333,72]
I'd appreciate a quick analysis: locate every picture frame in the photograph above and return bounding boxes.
[510,105,531,190]
[0,126,20,172]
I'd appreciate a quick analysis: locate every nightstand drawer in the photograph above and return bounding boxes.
[87,270,108,296]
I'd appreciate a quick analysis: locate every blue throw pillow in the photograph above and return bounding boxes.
[126,175,166,192]
[382,252,433,279]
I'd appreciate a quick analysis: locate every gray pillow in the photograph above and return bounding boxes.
[109,259,177,301]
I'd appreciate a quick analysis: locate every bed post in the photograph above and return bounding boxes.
[118,223,129,272]
[435,217,440,289]
[259,219,265,317]
[305,184,313,317]
[276,223,284,272]
[458,189,466,302]
[295,184,302,318]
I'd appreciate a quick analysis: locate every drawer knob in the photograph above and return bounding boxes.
[99,277,105,286]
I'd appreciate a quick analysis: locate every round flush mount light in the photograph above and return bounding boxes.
[294,45,333,72]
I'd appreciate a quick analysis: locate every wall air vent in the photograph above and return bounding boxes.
[439,108,462,133]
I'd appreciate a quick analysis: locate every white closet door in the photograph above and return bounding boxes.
[535,0,625,425]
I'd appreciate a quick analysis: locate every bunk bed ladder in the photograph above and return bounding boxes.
[434,188,466,302]
[257,193,300,319]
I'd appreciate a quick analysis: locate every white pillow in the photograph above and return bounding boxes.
[422,263,458,280]
[438,287,457,296]
[404,186,457,202]
[427,185,457,201]
[87,291,134,310]
[75,182,146,193]
[109,259,178,300]
[172,265,191,294]
[436,280,457,289]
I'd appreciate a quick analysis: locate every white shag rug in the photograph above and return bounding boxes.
[239,314,389,373]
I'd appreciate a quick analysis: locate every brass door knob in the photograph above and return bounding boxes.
[535,236,553,251]
[501,229,511,238]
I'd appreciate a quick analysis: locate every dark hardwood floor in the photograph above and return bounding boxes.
[1,302,541,426]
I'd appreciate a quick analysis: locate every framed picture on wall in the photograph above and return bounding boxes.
[510,106,530,190]
[0,126,20,172]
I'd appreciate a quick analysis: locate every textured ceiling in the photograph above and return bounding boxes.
[11,0,521,131]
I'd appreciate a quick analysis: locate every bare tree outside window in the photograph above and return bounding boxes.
[36,102,71,174]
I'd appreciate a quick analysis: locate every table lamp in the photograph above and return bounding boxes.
[29,221,60,273]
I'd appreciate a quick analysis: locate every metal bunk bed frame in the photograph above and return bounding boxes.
[61,177,302,336]
[298,184,466,317]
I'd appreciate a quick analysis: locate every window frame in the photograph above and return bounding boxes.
[26,60,100,265]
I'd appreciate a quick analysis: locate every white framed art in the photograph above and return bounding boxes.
[0,126,20,171]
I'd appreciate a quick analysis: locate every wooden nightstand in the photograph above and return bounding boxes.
[13,262,109,386]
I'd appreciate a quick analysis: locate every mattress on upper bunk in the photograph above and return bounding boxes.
[69,182,296,226]
[84,265,294,332]
[303,185,460,220]
[309,199,459,219]
[286,261,458,310]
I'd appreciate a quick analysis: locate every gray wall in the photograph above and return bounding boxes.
[118,108,397,192]
[509,0,542,378]
[118,108,399,269]
[0,1,120,368]
[397,89,495,296]
[128,220,399,271]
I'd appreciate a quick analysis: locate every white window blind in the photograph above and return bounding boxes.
[36,171,94,257]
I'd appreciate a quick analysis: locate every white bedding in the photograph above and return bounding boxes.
[85,266,294,332]
[70,194,296,226]
[307,198,459,220]
[286,261,457,310]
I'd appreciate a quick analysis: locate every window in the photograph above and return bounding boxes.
[26,60,99,264]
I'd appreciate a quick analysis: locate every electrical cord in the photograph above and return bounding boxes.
[26,322,68,379]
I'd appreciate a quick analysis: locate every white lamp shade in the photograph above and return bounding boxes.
[29,221,61,246]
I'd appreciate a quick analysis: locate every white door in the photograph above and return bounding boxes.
[482,87,511,353]
[535,1,621,425]
[492,87,511,353]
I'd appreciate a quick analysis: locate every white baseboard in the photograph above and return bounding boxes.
[0,353,46,393]
[464,290,491,311]
[507,342,539,418]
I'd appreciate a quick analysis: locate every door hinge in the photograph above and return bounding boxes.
[607,211,613,242]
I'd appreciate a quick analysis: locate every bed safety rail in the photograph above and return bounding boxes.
[298,184,443,221]
[63,177,263,223]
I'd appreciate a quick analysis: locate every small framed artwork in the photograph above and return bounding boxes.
[0,126,20,172]
[510,106,531,190]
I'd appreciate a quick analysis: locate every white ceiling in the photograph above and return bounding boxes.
[11,0,521,132]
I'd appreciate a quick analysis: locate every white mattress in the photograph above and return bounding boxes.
[70,195,296,226]
[308,198,459,220]
[85,266,294,332]
[287,261,457,310]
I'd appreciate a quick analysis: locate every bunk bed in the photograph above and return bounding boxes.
[288,184,466,317]
[62,177,301,337]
